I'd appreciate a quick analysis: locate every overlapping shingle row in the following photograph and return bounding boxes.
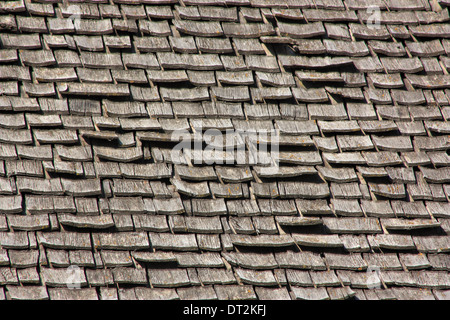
[0,0,449,300]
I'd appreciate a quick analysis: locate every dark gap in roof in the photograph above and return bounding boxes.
[274,17,306,24]
[369,130,402,137]
[430,131,450,138]
[115,30,139,37]
[272,43,296,56]
[83,138,121,148]
[61,93,115,101]
[339,97,366,104]
[0,30,19,36]
[339,65,359,74]
[262,43,276,57]
[109,47,135,54]
[275,145,319,152]
[62,225,118,234]
[297,246,348,255]
[285,224,329,235]
[0,110,27,116]
[259,174,323,184]
[0,60,21,67]
[142,140,180,149]
[329,94,345,104]
[45,171,100,181]
[411,70,431,77]
[301,82,339,90]
[364,176,400,185]
[178,193,213,201]
[370,194,407,201]
[260,144,300,153]
[377,248,420,255]
[157,177,172,185]
[94,287,102,298]
[116,283,151,289]
[419,164,439,170]
[147,17,172,22]
[136,261,179,269]
[321,132,364,138]
[283,65,356,73]
[38,124,65,130]
[235,245,296,254]
[282,249,302,255]
[388,227,447,237]
[263,97,298,105]
[328,163,356,169]
[157,81,195,89]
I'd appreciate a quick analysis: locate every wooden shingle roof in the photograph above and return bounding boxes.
[0,0,449,301]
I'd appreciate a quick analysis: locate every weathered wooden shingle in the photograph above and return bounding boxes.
[323,218,382,234]
[59,83,130,97]
[93,232,149,250]
[290,287,329,300]
[278,182,330,199]
[324,253,368,271]
[413,236,450,253]
[214,285,257,300]
[293,234,343,248]
[6,286,49,300]
[41,268,88,288]
[229,234,294,248]
[222,252,278,270]
[279,21,325,39]
[196,268,236,285]
[148,232,198,251]
[147,268,190,288]
[381,218,441,231]
[37,232,91,250]
[118,287,178,300]
[222,22,274,38]
[368,234,416,251]
[0,34,41,49]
